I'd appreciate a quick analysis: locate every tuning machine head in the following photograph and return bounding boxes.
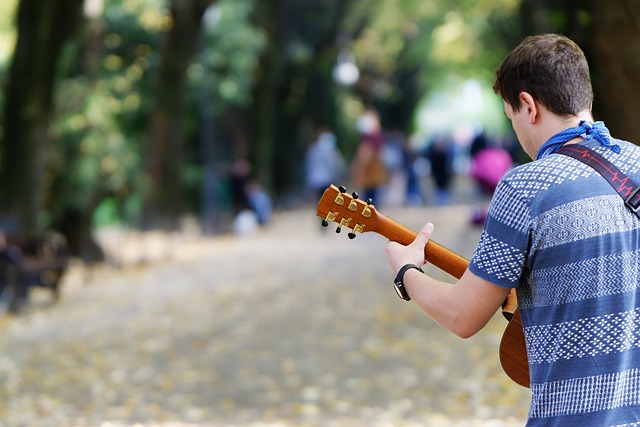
[316,184,379,238]
[321,211,336,228]
[335,217,350,234]
[347,223,365,239]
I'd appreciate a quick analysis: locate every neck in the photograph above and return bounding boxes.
[535,115,618,160]
[536,111,593,151]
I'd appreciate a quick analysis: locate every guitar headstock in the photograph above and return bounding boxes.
[316,184,380,239]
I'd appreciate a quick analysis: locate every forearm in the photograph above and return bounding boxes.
[402,268,487,338]
[385,222,511,338]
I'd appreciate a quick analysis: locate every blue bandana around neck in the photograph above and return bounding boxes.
[536,120,620,160]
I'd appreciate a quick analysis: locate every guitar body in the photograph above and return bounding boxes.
[500,309,530,388]
[317,184,531,388]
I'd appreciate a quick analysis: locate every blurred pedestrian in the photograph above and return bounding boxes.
[470,144,513,195]
[469,130,488,158]
[425,134,454,206]
[246,180,272,227]
[381,130,407,207]
[351,108,388,202]
[402,136,424,206]
[229,158,252,216]
[469,137,513,225]
[304,128,346,200]
[228,158,272,235]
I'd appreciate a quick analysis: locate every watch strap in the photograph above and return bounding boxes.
[393,263,424,301]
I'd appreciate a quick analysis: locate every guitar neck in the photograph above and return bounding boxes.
[376,214,469,280]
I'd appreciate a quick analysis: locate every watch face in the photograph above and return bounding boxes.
[394,283,404,299]
[394,282,409,300]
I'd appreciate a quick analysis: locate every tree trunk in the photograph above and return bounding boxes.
[142,0,214,229]
[249,0,358,196]
[249,0,284,192]
[0,0,84,241]
[587,0,640,143]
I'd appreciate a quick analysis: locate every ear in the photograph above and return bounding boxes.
[519,92,538,124]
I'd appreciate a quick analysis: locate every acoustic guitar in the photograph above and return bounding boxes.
[316,184,530,388]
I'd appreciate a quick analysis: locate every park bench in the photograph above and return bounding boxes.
[0,232,69,314]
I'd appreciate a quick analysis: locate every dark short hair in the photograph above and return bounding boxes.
[493,34,593,115]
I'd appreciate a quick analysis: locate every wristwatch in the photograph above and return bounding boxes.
[393,263,424,301]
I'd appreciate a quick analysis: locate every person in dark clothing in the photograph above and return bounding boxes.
[426,135,454,205]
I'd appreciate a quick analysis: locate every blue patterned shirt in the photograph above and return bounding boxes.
[469,139,640,426]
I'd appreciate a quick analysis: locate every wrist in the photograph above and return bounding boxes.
[393,263,424,301]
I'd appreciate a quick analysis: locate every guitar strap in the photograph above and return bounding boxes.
[556,145,640,218]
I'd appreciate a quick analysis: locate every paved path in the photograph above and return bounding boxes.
[0,197,531,426]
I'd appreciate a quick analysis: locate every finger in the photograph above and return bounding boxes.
[413,222,434,249]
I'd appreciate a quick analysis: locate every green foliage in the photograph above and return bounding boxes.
[323,0,519,141]
[352,0,519,96]
[1,0,525,233]
[47,0,168,225]
[0,0,18,144]
[191,0,265,112]
[49,77,142,207]
[0,0,17,66]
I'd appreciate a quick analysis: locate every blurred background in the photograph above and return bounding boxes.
[0,0,638,426]
[0,0,638,252]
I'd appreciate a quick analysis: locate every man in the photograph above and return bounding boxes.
[385,34,640,425]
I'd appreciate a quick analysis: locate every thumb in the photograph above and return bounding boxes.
[413,222,434,249]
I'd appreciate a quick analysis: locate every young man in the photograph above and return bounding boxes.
[385,34,640,425]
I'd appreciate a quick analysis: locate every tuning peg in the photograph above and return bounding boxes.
[334,186,346,205]
[336,217,350,234]
[349,223,365,239]
[323,211,336,227]
[347,191,360,211]
[363,199,373,218]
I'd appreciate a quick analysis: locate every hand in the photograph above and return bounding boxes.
[385,222,434,274]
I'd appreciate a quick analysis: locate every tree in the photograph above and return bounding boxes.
[0,0,84,243]
[245,0,378,195]
[47,0,164,258]
[587,0,640,143]
[141,0,216,229]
